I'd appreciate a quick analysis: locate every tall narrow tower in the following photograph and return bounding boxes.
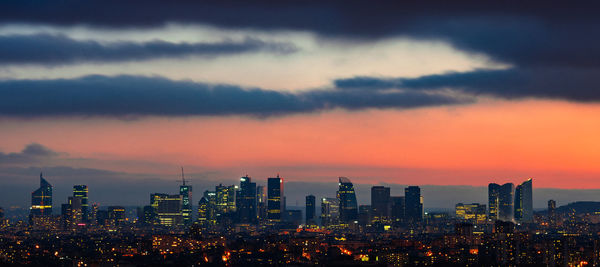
[179,167,193,225]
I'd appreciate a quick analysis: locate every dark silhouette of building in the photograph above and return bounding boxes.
[338,177,358,223]
[73,185,88,222]
[548,199,556,226]
[305,195,316,225]
[489,183,514,222]
[30,173,53,219]
[404,186,423,223]
[514,179,533,223]
[238,175,257,224]
[390,196,405,223]
[108,206,126,226]
[371,186,390,222]
[267,175,284,221]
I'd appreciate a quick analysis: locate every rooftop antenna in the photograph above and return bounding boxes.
[181,166,186,186]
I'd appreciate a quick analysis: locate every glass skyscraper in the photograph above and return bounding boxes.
[73,185,88,222]
[305,195,316,225]
[30,173,53,217]
[514,178,533,223]
[238,175,257,224]
[179,184,192,225]
[404,186,423,223]
[371,186,391,222]
[488,183,514,222]
[338,177,358,223]
[267,175,284,221]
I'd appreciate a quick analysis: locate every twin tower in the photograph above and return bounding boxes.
[488,179,533,223]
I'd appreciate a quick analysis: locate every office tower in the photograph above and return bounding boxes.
[238,175,257,224]
[151,193,183,227]
[108,206,126,225]
[267,175,284,221]
[305,195,316,225]
[338,177,358,223]
[514,178,533,223]
[548,199,556,226]
[68,196,83,225]
[390,196,405,223]
[215,184,237,217]
[198,197,209,226]
[96,210,108,225]
[73,185,89,222]
[358,205,371,226]
[256,186,267,219]
[488,183,514,222]
[371,186,391,222]
[30,173,53,218]
[179,170,193,225]
[90,203,99,225]
[404,186,423,223]
[203,190,217,225]
[142,205,155,225]
[320,197,340,227]
[455,203,487,224]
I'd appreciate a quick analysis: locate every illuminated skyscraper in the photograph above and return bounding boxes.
[30,173,53,218]
[151,193,183,227]
[404,186,423,223]
[267,175,284,221]
[514,178,533,223]
[238,175,257,224]
[179,186,192,225]
[338,177,358,223]
[108,206,126,226]
[257,186,267,219]
[306,195,316,225]
[321,197,340,227]
[73,185,88,222]
[488,183,514,222]
[371,186,390,222]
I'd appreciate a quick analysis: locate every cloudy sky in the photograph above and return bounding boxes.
[2,1,600,209]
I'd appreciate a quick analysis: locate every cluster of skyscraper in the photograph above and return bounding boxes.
[454,179,533,224]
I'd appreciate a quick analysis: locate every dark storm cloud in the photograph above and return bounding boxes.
[1,1,599,68]
[336,67,600,102]
[0,34,296,65]
[0,143,61,164]
[0,75,469,117]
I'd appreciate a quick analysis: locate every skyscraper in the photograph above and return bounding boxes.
[238,175,257,224]
[215,184,236,217]
[179,169,193,226]
[514,178,533,223]
[548,199,556,226]
[371,186,391,222]
[151,193,183,227]
[73,185,88,222]
[267,175,284,221]
[338,177,358,223]
[320,197,340,227]
[390,196,405,223]
[306,195,316,226]
[30,173,53,218]
[256,186,267,220]
[404,186,423,223]
[455,203,487,224]
[488,183,514,222]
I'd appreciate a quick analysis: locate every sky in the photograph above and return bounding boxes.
[2,1,600,209]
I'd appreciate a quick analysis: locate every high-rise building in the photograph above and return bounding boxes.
[321,197,340,227]
[30,173,53,218]
[238,175,257,224]
[256,186,267,220]
[488,183,514,222]
[151,193,183,227]
[203,190,217,225]
[267,175,284,221]
[305,195,316,225]
[358,205,371,226]
[73,185,88,222]
[390,196,405,223]
[371,186,391,222]
[514,178,533,223]
[142,205,155,225]
[108,206,126,226]
[548,199,556,226]
[215,184,237,217]
[338,177,358,223]
[179,176,192,226]
[284,210,302,228]
[404,186,423,223]
[455,203,487,224]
